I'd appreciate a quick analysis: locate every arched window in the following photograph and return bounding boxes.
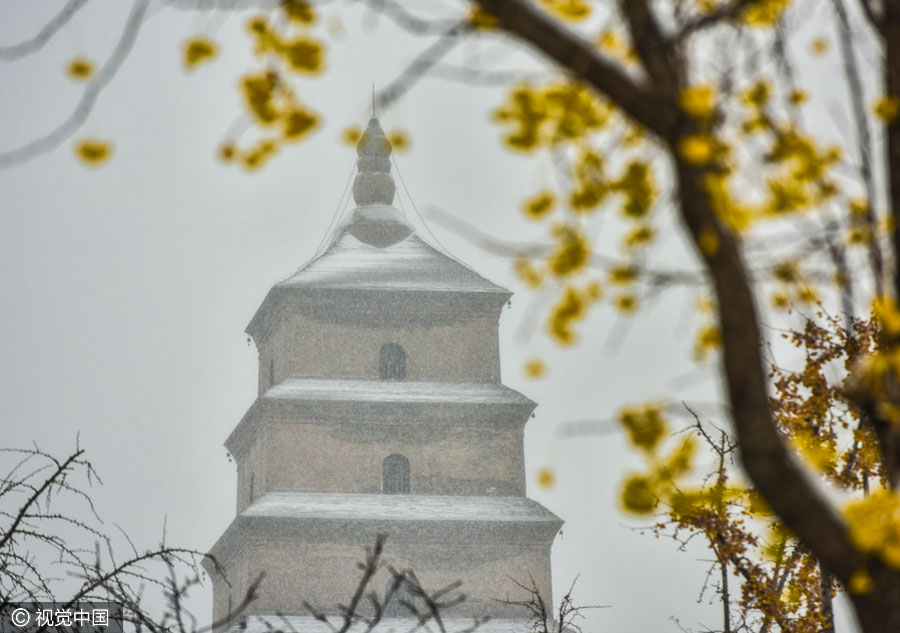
[384,575,415,617]
[382,454,410,494]
[379,343,406,380]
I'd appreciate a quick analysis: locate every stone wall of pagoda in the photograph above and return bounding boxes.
[233,421,526,510]
[255,309,503,393]
[211,527,554,621]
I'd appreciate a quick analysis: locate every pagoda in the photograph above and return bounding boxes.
[204,117,562,632]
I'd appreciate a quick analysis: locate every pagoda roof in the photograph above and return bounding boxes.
[264,378,533,406]
[225,379,536,460]
[246,227,510,340]
[243,492,560,523]
[282,225,508,295]
[246,116,511,340]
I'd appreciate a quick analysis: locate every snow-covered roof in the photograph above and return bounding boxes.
[242,492,560,523]
[226,379,536,461]
[263,379,533,406]
[227,614,535,633]
[278,231,507,295]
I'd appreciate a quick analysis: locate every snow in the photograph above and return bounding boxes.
[278,232,507,294]
[242,492,560,523]
[263,379,533,406]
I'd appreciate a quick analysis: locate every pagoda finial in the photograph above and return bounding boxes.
[352,116,396,206]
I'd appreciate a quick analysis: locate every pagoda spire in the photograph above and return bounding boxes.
[352,117,396,206]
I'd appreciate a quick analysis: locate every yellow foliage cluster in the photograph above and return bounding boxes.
[693,323,722,361]
[547,224,590,277]
[844,490,900,570]
[547,285,588,345]
[569,151,657,219]
[221,70,319,169]
[514,257,545,288]
[281,0,316,25]
[742,0,791,26]
[616,403,699,514]
[768,259,819,311]
[493,81,613,151]
[247,17,324,74]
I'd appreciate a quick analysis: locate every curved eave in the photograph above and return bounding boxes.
[225,379,536,461]
[245,233,512,343]
[206,493,563,567]
[246,286,511,344]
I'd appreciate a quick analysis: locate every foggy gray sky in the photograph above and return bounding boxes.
[0,2,865,631]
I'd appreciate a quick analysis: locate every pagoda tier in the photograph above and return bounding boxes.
[226,379,536,509]
[207,493,560,621]
[204,117,561,631]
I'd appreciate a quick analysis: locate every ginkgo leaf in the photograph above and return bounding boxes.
[183,36,218,70]
[74,139,113,167]
[66,57,94,81]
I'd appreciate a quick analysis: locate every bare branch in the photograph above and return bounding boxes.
[0,0,90,61]
[0,0,151,169]
[375,23,469,113]
[670,0,755,43]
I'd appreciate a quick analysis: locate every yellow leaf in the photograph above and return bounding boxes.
[74,139,113,167]
[536,468,556,489]
[741,79,772,108]
[514,258,545,289]
[547,286,587,345]
[218,143,236,162]
[679,84,717,119]
[873,95,900,124]
[621,474,657,514]
[65,57,94,81]
[810,37,828,56]
[693,324,722,361]
[183,36,218,70]
[548,225,590,276]
[281,107,318,141]
[789,88,807,106]
[608,264,638,285]
[539,0,591,21]
[467,5,498,30]
[280,36,325,74]
[613,293,639,314]
[623,224,655,249]
[678,133,717,165]
[342,126,362,146]
[388,130,410,152]
[848,569,873,594]
[523,191,556,220]
[524,359,547,379]
[743,0,790,27]
[618,404,666,451]
[771,291,790,310]
[281,0,316,25]
[698,226,720,256]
